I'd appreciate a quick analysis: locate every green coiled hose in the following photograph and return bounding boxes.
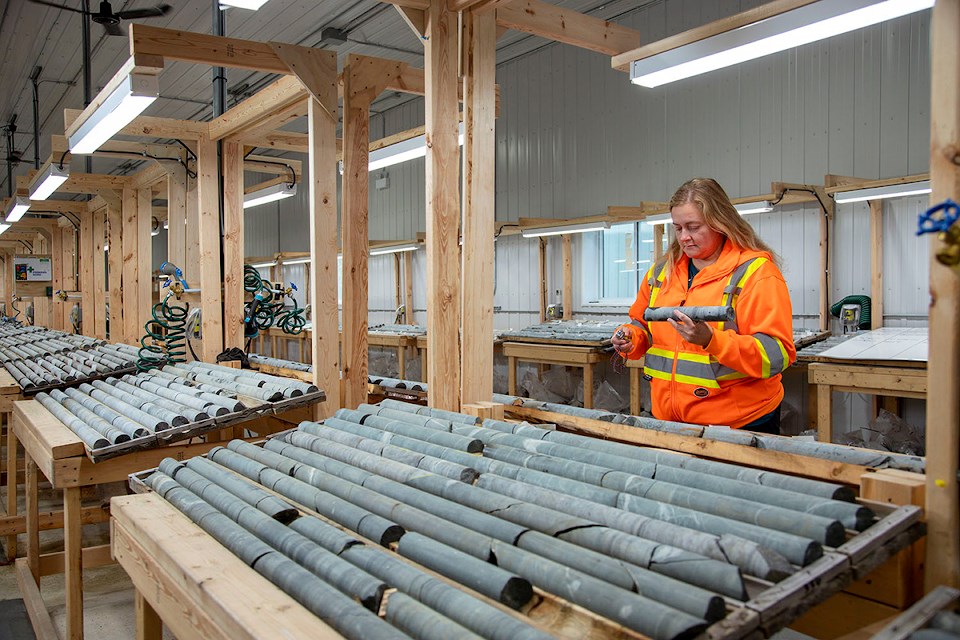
[243,265,306,339]
[830,294,872,330]
[138,295,189,372]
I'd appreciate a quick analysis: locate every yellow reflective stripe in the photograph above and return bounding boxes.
[676,352,712,364]
[716,371,747,381]
[648,263,666,307]
[646,347,674,359]
[644,367,673,382]
[719,257,768,332]
[674,374,721,388]
[754,336,771,378]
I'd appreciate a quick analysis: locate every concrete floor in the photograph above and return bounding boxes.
[0,472,175,640]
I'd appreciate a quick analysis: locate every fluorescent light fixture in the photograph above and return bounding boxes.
[249,261,277,269]
[370,242,420,256]
[0,224,10,236]
[69,73,159,153]
[521,221,611,238]
[833,180,932,203]
[4,196,30,223]
[630,0,935,88]
[219,0,269,8]
[28,163,69,200]
[734,200,774,215]
[281,257,311,266]
[644,215,673,226]
[151,228,160,237]
[103,243,109,251]
[368,122,465,172]
[244,182,297,209]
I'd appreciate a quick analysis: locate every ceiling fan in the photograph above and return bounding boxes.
[27,0,172,36]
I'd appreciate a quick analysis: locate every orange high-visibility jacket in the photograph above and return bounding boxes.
[616,241,796,428]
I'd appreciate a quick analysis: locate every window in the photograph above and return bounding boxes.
[590,222,656,305]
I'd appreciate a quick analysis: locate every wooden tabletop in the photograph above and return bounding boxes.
[0,368,20,394]
[112,493,341,640]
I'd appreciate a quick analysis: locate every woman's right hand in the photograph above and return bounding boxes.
[611,326,633,353]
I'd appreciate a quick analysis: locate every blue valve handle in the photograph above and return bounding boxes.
[917,199,959,236]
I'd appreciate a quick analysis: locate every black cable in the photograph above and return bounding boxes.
[247,157,297,187]
[99,149,197,179]
[57,149,68,169]
[495,223,521,239]
[175,139,197,162]
[29,210,80,231]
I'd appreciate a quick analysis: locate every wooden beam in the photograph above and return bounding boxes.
[308,91,341,418]
[450,0,517,12]
[18,172,130,194]
[131,162,170,190]
[269,42,339,122]
[92,209,107,339]
[166,168,186,268]
[824,172,930,195]
[185,174,200,284]
[404,251,414,325]
[107,205,124,341]
[341,56,371,410]
[653,224,665,263]
[497,0,640,57]
[870,200,884,330]
[425,0,462,411]
[196,134,224,361]
[611,0,819,72]
[130,24,289,74]
[460,10,496,406]
[208,76,306,142]
[26,200,87,215]
[121,187,140,343]
[50,228,64,330]
[66,110,207,141]
[243,155,302,177]
[538,237,548,322]
[382,0,429,9]
[395,5,426,40]
[817,186,834,332]
[137,188,153,328]
[562,234,572,319]
[925,0,960,592]
[79,211,95,336]
[222,141,245,352]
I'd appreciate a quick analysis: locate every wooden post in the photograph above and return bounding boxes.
[108,206,124,342]
[925,0,960,592]
[185,175,200,278]
[404,250,415,325]
[562,234,572,319]
[1,251,11,317]
[50,226,64,331]
[33,234,49,328]
[869,199,884,330]
[167,167,187,268]
[653,225,665,263]
[425,0,463,411]
[302,54,340,419]
[538,237,548,322]
[222,141,245,351]
[196,134,224,361]
[460,9,496,406]
[394,253,403,311]
[817,186,835,333]
[79,211,95,336]
[122,187,140,343]
[92,208,107,339]
[137,188,153,322]
[341,57,371,410]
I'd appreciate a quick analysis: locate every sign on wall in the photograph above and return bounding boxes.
[14,255,52,282]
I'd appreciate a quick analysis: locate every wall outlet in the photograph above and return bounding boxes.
[375,175,390,190]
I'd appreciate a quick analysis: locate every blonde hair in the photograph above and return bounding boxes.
[657,178,780,277]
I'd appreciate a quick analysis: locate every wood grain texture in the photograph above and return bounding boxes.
[107,205,124,342]
[425,0,462,411]
[196,134,224,361]
[136,187,153,326]
[92,208,107,339]
[121,187,140,343]
[499,0,640,57]
[222,141,245,351]
[166,168,187,268]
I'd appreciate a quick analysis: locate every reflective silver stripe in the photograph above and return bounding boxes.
[643,353,673,374]
[713,362,746,380]
[756,332,788,376]
[630,318,653,344]
[674,359,718,381]
[722,258,759,298]
[629,319,645,327]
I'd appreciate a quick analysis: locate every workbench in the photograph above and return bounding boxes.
[10,399,308,640]
[806,328,928,444]
[503,341,609,409]
[263,328,422,380]
[0,367,23,562]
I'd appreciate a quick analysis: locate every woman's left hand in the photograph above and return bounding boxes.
[668,310,714,347]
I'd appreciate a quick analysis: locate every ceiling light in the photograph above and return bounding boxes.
[0,224,10,236]
[281,257,311,266]
[734,200,774,215]
[644,215,672,226]
[244,182,297,209]
[69,73,159,154]
[4,196,31,223]
[629,0,935,88]
[249,260,277,269]
[521,221,611,238]
[368,122,465,172]
[833,180,932,204]
[369,242,420,256]
[28,163,70,200]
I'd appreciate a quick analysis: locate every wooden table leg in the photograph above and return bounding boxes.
[25,457,38,585]
[64,485,83,640]
[6,419,17,561]
[136,589,162,640]
[629,367,641,416]
[816,384,833,444]
[508,356,517,396]
[583,364,594,409]
[397,346,406,380]
[272,335,279,359]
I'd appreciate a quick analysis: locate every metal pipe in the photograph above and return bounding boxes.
[90,379,187,427]
[35,392,109,449]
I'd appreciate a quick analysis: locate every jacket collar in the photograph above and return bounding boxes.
[673,239,769,287]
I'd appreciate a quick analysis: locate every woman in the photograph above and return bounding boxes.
[612,178,796,434]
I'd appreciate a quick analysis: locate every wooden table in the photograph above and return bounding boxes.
[112,493,341,640]
[11,400,305,640]
[810,362,927,444]
[626,357,646,416]
[0,367,24,561]
[503,342,608,409]
[367,332,420,380]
